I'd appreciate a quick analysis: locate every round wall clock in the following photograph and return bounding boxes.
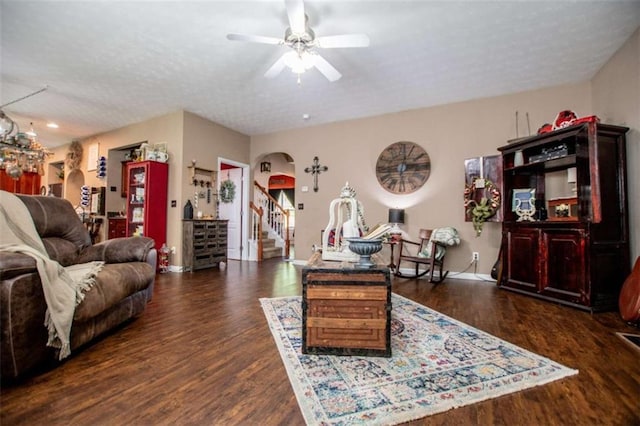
[376,141,431,194]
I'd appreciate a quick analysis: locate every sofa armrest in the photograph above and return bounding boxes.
[76,237,155,264]
[0,252,38,281]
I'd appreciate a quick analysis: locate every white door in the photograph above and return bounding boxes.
[219,167,243,260]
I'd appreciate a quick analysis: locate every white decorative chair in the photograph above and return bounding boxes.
[321,183,367,262]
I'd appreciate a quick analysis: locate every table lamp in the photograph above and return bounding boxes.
[388,208,405,238]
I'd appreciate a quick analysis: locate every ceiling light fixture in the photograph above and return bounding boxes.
[25,122,37,139]
[226,1,368,84]
[0,87,52,178]
[283,50,315,84]
[260,161,272,173]
[0,111,52,179]
[0,111,14,138]
[47,122,59,129]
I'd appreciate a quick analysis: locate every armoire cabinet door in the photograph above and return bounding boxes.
[541,228,587,304]
[504,227,540,291]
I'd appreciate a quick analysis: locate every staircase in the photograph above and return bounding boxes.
[261,231,283,260]
[251,180,291,262]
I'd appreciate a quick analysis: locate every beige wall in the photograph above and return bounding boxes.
[591,28,639,262]
[181,111,250,263]
[251,83,592,273]
[45,110,184,242]
[41,29,637,273]
[44,110,251,267]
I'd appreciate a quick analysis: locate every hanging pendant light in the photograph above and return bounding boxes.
[25,122,37,140]
[0,111,15,139]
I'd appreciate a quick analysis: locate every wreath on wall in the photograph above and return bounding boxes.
[464,179,501,237]
[219,179,236,203]
[65,140,83,170]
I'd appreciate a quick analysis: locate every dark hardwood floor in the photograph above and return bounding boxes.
[1,259,639,425]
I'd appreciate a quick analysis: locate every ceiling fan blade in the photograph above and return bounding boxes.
[285,0,306,35]
[226,33,283,45]
[264,54,288,79]
[316,34,370,48]
[312,54,342,82]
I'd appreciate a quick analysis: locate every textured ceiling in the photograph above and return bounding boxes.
[1,1,639,148]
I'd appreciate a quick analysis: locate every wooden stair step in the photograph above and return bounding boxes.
[262,246,282,259]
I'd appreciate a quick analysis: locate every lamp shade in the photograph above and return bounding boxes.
[388,208,405,224]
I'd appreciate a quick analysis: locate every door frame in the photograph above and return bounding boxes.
[218,157,250,261]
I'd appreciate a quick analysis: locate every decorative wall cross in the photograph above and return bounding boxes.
[304,156,328,192]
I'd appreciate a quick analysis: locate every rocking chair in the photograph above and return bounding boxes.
[395,228,460,283]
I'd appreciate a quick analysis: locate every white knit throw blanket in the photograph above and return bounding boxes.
[0,190,104,360]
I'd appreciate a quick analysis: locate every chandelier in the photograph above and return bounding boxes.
[0,87,52,180]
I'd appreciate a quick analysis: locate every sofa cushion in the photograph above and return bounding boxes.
[17,195,91,266]
[74,262,154,322]
[41,237,82,267]
[76,237,155,264]
[0,252,37,281]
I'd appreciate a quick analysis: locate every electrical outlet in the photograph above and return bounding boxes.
[171,246,176,254]
[472,252,479,262]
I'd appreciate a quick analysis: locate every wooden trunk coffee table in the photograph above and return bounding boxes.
[301,252,392,357]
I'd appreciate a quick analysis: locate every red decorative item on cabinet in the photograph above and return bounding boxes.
[125,161,169,251]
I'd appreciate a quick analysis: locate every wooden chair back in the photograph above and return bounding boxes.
[396,228,449,283]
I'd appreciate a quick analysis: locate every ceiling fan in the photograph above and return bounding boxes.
[226,0,369,83]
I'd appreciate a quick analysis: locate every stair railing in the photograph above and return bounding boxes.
[254,181,290,259]
[249,201,264,261]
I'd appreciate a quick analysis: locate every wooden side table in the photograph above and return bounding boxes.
[301,253,392,357]
[385,239,399,273]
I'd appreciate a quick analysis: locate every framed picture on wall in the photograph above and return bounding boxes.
[87,143,99,171]
[512,188,535,211]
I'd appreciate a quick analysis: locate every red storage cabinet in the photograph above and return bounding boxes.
[125,161,169,250]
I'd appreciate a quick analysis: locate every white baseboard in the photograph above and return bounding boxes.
[394,267,494,282]
[170,259,496,283]
[289,261,495,283]
[443,272,495,282]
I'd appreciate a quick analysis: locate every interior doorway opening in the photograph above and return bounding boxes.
[218,159,250,261]
[254,152,296,260]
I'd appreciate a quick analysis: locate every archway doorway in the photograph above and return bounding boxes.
[255,152,296,259]
[65,169,85,208]
[268,173,296,243]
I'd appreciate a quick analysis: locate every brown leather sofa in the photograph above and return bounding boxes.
[0,195,157,380]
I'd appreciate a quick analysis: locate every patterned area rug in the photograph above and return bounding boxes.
[260,294,577,425]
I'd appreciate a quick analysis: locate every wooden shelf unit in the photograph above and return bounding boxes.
[497,122,630,312]
[125,161,169,250]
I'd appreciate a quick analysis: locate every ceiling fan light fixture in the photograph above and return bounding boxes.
[283,51,315,74]
[226,0,368,83]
